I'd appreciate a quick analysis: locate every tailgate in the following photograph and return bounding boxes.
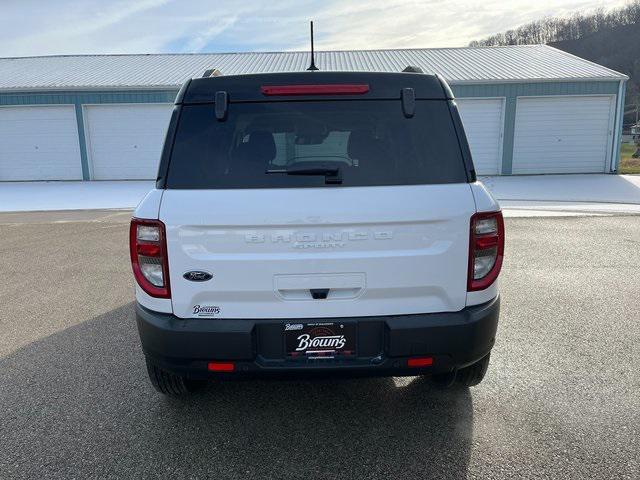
[161,184,475,319]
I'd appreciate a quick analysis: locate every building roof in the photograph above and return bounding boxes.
[0,45,626,92]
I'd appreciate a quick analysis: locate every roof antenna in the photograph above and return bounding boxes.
[307,21,319,71]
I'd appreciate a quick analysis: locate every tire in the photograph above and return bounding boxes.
[145,358,202,396]
[455,353,491,387]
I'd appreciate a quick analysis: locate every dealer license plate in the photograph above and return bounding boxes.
[284,322,356,358]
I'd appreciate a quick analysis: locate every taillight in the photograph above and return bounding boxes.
[468,211,504,291]
[129,218,171,298]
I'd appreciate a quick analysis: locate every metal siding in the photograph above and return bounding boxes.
[0,45,626,91]
[0,105,83,180]
[84,103,174,180]
[456,98,504,175]
[512,96,615,173]
[452,81,620,174]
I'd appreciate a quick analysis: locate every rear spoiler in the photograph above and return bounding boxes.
[174,71,454,105]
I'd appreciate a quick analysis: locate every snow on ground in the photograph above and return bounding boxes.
[1,174,639,216]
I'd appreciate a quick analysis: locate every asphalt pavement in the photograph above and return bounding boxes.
[0,210,638,479]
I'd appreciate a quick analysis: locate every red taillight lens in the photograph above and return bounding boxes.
[260,84,369,96]
[129,218,171,298]
[468,211,504,291]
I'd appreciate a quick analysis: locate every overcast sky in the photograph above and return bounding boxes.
[0,0,627,57]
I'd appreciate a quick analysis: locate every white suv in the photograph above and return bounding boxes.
[130,71,504,396]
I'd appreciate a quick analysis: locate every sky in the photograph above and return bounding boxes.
[0,0,628,57]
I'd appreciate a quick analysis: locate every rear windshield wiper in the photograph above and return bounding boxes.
[266,164,342,184]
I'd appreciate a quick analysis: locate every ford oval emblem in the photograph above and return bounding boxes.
[183,271,213,282]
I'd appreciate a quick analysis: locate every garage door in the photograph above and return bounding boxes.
[0,105,82,181]
[84,104,173,180]
[512,96,615,174]
[456,98,504,175]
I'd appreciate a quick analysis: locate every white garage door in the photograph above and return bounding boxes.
[513,96,615,174]
[85,104,173,180]
[0,105,82,181]
[456,98,504,175]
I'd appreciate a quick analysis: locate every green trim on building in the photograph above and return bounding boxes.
[0,90,178,106]
[611,80,627,172]
[74,104,90,180]
[501,97,517,175]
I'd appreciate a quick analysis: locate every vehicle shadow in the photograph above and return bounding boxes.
[0,303,473,479]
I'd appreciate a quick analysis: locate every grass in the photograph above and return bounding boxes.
[619,143,640,174]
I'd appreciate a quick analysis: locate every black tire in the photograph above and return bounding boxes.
[455,353,491,387]
[145,358,202,396]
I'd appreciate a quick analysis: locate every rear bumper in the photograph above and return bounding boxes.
[136,296,499,378]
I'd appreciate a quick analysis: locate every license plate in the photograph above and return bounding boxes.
[284,322,356,358]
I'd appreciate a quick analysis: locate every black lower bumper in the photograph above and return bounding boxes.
[136,296,499,378]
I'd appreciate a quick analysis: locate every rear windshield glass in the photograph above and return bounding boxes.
[166,100,467,188]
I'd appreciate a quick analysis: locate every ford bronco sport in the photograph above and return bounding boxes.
[130,71,503,396]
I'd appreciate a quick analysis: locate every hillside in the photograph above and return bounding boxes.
[551,23,639,121]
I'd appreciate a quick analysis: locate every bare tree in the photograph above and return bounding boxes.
[470,0,640,46]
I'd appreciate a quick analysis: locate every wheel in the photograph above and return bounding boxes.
[145,358,203,396]
[455,353,491,387]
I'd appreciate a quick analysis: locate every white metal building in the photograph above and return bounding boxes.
[0,45,627,181]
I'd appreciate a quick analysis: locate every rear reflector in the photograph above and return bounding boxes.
[261,84,369,96]
[136,243,161,257]
[207,362,235,372]
[407,357,434,368]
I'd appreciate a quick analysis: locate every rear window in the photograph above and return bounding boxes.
[166,100,467,189]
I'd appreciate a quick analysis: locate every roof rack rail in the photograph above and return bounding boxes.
[402,66,423,73]
[202,68,222,78]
